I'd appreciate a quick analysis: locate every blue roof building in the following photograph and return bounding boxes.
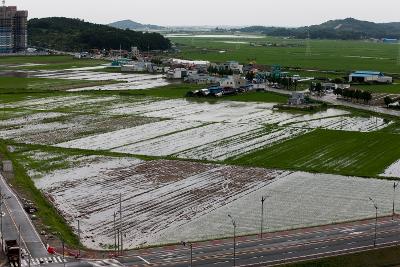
[349,71,392,83]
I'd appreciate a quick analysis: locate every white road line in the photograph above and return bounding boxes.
[137,256,151,264]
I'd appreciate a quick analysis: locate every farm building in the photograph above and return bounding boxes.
[321,83,350,91]
[220,61,244,74]
[121,62,154,72]
[220,75,247,89]
[349,71,393,84]
[166,68,188,79]
[184,73,221,84]
[382,38,398,44]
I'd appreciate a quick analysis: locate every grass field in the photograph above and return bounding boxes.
[171,35,400,74]
[352,83,400,94]
[0,55,108,70]
[230,129,400,177]
[0,77,120,93]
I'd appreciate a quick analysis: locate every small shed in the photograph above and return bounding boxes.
[288,92,306,105]
[2,160,13,172]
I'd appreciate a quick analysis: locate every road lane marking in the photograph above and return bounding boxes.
[137,256,150,264]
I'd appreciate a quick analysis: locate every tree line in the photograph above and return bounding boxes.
[333,88,372,103]
[28,17,171,52]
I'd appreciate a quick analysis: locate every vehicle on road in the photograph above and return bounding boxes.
[5,240,20,266]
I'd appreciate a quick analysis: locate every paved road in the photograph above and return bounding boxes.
[0,173,49,258]
[312,94,400,117]
[113,218,400,267]
[261,85,400,117]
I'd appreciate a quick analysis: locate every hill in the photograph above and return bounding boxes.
[236,18,400,40]
[28,17,171,52]
[108,20,165,31]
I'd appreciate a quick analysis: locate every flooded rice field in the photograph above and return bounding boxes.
[21,151,400,250]
[0,97,394,159]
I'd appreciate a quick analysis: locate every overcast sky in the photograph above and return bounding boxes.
[6,0,400,27]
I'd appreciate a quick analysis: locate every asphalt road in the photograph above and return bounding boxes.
[0,173,49,258]
[115,219,400,267]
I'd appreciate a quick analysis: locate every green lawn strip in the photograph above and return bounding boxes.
[0,77,121,93]
[0,55,108,70]
[352,84,400,94]
[117,83,288,103]
[283,245,400,267]
[229,129,400,178]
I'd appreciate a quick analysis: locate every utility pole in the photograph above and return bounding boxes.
[77,219,80,257]
[228,214,237,267]
[306,31,311,57]
[393,182,399,220]
[369,197,378,247]
[117,229,120,256]
[18,225,21,267]
[119,193,123,255]
[113,211,117,255]
[62,239,65,267]
[0,187,3,249]
[397,41,400,66]
[181,241,193,267]
[260,195,269,238]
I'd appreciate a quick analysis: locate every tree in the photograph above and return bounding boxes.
[333,78,344,84]
[315,82,322,93]
[245,72,255,81]
[384,96,393,107]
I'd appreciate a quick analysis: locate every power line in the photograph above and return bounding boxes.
[397,41,400,66]
[305,31,311,57]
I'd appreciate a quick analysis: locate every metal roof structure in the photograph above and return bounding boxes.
[350,71,383,76]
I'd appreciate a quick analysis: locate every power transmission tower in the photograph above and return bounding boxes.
[305,32,311,57]
[397,41,400,66]
[2,0,5,7]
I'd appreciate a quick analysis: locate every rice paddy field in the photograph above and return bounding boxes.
[1,57,400,251]
[169,34,400,75]
[10,147,400,250]
[0,55,108,70]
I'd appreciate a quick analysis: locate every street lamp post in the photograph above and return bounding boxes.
[57,232,65,267]
[228,214,237,267]
[113,212,117,256]
[77,219,80,258]
[369,197,378,247]
[181,241,193,267]
[0,188,4,249]
[393,182,399,220]
[260,195,269,239]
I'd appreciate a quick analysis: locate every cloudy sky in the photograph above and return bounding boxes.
[6,0,400,26]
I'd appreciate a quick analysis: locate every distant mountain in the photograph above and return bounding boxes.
[109,20,166,31]
[235,18,400,40]
[28,17,171,52]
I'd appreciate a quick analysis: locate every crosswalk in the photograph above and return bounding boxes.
[89,259,124,267]
[20,256,67,267]
[15,257,123,267]
[90,259,125,267]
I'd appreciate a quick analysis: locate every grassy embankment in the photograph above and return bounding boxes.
[0,143,81,247]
